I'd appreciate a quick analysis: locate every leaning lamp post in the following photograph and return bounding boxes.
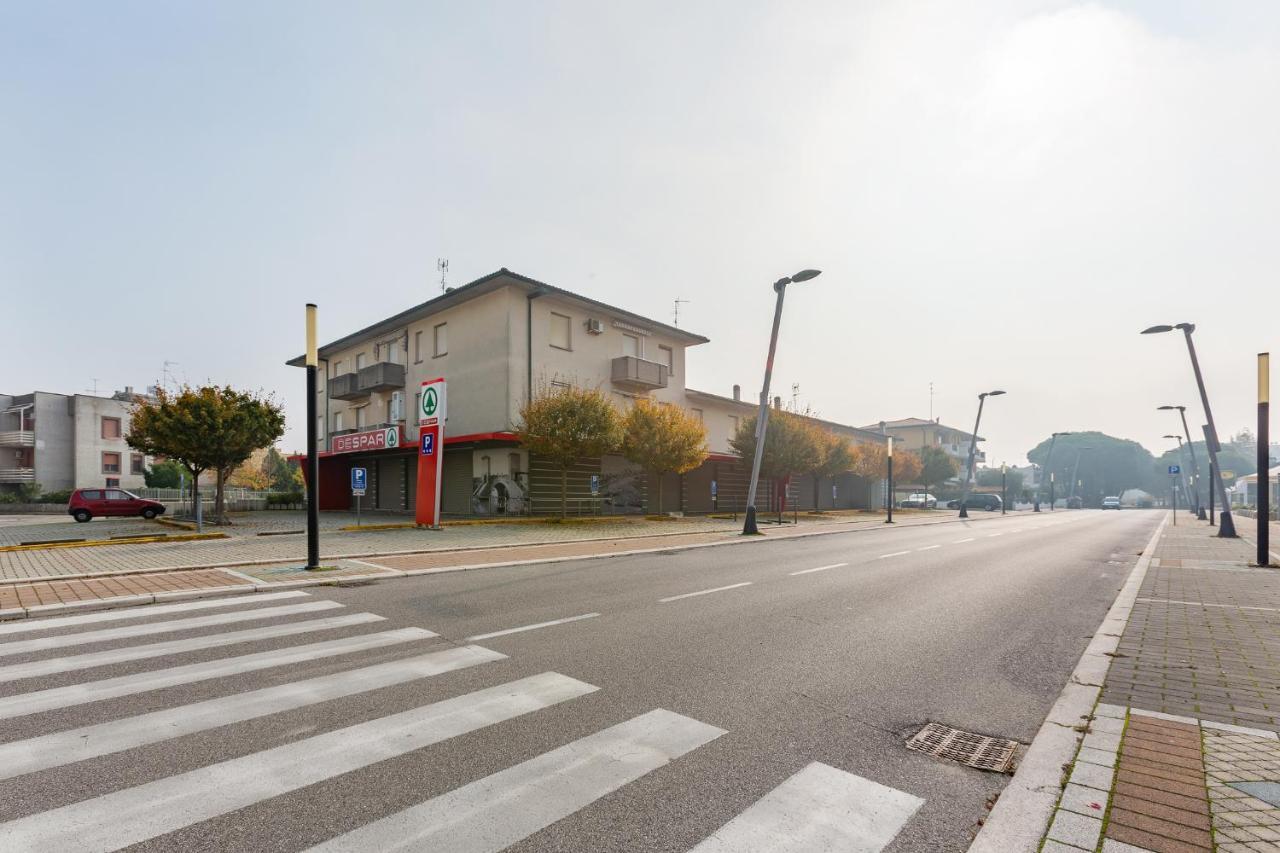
[304,304,320,569]
[1034,431,1072,512]
[743,269,822,535]
[1142,323,1236,537]
[1158,405,1205,519]
[1164,434,1192,512]
[958,390,1005,518]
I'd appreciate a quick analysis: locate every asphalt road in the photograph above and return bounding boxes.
[0,508,1161,852]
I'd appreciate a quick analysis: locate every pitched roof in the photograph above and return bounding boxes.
[857,417,982,442]
[287,268,709,366]
[685,388,888,443]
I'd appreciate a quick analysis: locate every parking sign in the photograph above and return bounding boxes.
[1168,464,1180,475]
[351,467,367,496]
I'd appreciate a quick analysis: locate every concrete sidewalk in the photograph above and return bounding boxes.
[1026,517,1280,852]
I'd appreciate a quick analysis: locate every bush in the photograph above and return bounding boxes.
[266,491,305,508]
[38,489,72,504]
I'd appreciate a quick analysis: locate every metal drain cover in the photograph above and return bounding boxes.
[906,723,1018,772]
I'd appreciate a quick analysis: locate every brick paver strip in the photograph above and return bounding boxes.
[1107,715,1213,853]
[0,569,247,610]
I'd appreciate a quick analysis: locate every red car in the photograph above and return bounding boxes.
[67,488,166,522]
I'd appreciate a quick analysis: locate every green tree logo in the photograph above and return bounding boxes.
[422,387,438,417]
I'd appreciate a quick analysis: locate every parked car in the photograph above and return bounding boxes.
[1066,496,1083,509]
[67,488,166,522]
[900,493,937,509]
[1102,496,1122,510]
[946,494,1003,511]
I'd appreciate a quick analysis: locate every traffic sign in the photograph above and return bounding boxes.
[590,474,600,496]
[1168,464,1181,475]
[420,432,435,456]
[415,378,447,528]
[351,467,367,495]
[1221,469,1235,480]
[419,378,446,426]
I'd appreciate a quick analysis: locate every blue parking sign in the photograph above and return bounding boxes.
[1168,464,1180,475]
[421,432,435,456]
[351,467,367,493]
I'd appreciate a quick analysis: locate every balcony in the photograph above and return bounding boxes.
[611,356,669,391]
[357,362,405,394]
[0,431,34,447]
[0,468,35,483]
[328,373,366,401]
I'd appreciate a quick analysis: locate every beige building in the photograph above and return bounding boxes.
[859,417,985,480]
[290,268,887,516]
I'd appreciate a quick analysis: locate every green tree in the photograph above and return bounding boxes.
[730,410,822,516]
[620,398,708,515]
[144,459,186,489]
[517,385,623,518]
[977,466,1023,500]
[1027,431,1156,506]
[807,431,854,511]
[919,446,958,498]
[262,447,303,492]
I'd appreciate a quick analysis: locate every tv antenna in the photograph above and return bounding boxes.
[929,381,934,421]
[437,258,449,292]
[791,382,800,409]
[163,361,181,392]
[673,297,690,327]
[86,378,100,395]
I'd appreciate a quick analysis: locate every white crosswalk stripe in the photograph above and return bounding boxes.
[687,761,924,852]
[307,708,726,853]
[0,627,434,720]
[0,599,344,657]
[0,672,597,853]
[0,611,385,682]
[0,644,506,781]
[0,590,310,636]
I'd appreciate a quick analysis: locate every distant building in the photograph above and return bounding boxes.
[0,387,155,495]
[859,417,985,477]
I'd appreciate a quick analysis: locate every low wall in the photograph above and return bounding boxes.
[0,504,67,514]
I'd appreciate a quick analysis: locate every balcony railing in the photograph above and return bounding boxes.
[0,468,35,483]
[0,431,35,447]
[328,373,366,401]
[357,362,405,394]
[611,356,669,390]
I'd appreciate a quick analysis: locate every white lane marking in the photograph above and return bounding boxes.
[466,613,600,641]
[0,600,344,657]
[307,708,725,853]
[916,545,940,552]
[0,591,309,636]
[789,562,849,576]
[688,761,924,853]
[660,582,752,603]
[1011,528,1023,533]
[987,533,1003,537]
[0,645,506,781]
[0,627,434,720]
[878,551,911,559]
[0,673,596,853]
[1137,597,1280,613]
[954,538,975,543]
[0,612,385,682]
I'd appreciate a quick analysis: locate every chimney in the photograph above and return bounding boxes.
[732,384,740,401]
[773,396,782,410]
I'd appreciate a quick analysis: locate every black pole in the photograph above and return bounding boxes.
[305,303,320,570]
[885,451,895,524]
[1171,474,1177,525]
[1049,474,1055,511]
[1207,453,1216,526]
[1001,468,1007,514]
[744,281,790,535]
[1259,353,1270,566]
[1178,408,1205,519]
[959,394,988,519]
[1182,327,1236,536]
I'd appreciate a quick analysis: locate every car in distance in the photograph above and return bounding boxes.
[68,488,166,523]
[1066,496,1083,509]
[946,494,1004,511]
[900,493,938,509]
[1101,496,1122,510]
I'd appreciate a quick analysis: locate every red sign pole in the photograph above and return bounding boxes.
[415,378,446,528]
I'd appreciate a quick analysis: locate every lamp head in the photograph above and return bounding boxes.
[790,269,822,283]
[985,389,1006,397]
[1174,322,1196,332]
[1141,325,1174,335]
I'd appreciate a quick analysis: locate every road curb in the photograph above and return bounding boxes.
[968,512,1169,853]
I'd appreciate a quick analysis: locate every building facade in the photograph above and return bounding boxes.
[290,269,888,516]
[0,388,153,495]
[859,417,985,479]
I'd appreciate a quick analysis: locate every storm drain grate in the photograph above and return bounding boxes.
[906,723,1018,772]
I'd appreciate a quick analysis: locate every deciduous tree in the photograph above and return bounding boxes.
[730,410,822,515]
[517,385,623,518]
[807,431,854,510]
[620,398,708,515]
[918,446,957,498]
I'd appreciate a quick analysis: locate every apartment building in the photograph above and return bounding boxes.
[0,388,154,495]
[289,268,887,516]
[860,417,985,478]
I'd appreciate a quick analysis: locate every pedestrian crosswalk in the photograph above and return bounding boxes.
[0,590,928,852]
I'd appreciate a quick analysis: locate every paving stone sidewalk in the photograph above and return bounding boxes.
[1042,518,1280,852]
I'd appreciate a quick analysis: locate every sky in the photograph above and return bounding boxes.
[3,1,1278,466]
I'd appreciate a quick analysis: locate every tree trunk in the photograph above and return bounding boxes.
[214,468,228,525]
[560,466,567,519]
[813,475,820,512]
[656,474,664,516]
[190,469,202,532]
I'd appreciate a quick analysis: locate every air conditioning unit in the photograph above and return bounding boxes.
[390,391,404,421]
[585,318,604,335]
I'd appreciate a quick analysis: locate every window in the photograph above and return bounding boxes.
[414,331,423,363]
[658,345,673,371]
[434,322,448,357]
[379,339,401,364]
[549,313,571,350]
[81,490,103,500]
[334,411,344,431]
[387,397,395,423]
[356,406,367,428]
[356,352,367,371]
[105,489,127,500]
[102,417,121,439]
[551,380,571,391]
[318,415,326,438]
[730,415,740,435]
[102,452,121,474]
[622,334,640,358]
[691,408,704,422]
[131,453,145,475]
[105,478,120,488]
[333,360,343,375]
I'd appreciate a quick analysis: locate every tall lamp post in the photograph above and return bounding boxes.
[958,390,1005,518]
[1034,431,1072,512]
[304,303,320,570]
[884,437,895,524]
[1068,446,1092,504]
[1259,353,1271,566]
[1164,434,1192,511]
[1001,463,1007,514]
[1141,323,1236,536]
[743,269,822,535]
[1158,405,1205,519]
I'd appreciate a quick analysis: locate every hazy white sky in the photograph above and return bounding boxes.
[4,1,1277,465]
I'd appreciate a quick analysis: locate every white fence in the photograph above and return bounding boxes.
[132,488,279,514]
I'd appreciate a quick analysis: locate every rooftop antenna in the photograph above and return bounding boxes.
[163,361,180,392]
[929,381,934,421]
[86,378,99,395]
[673,297,690,327]
[791,382,800,410]
[437,258,449,292]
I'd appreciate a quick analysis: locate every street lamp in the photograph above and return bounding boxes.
[743,268,822,535]
[958,390,1005,518]
[1001,462,1008,514]
[1157,405,1205,519]
[304,303,320,569]
[1034,431,1072,512]
[1068,446,1093,504]
[1163,434,1192,512]
[1141,323,1236,536]
[884,436,895,524]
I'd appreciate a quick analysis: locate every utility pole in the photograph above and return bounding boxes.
[1259,353,1271,566]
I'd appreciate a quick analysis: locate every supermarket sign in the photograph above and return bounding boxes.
[331,426,402,454]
